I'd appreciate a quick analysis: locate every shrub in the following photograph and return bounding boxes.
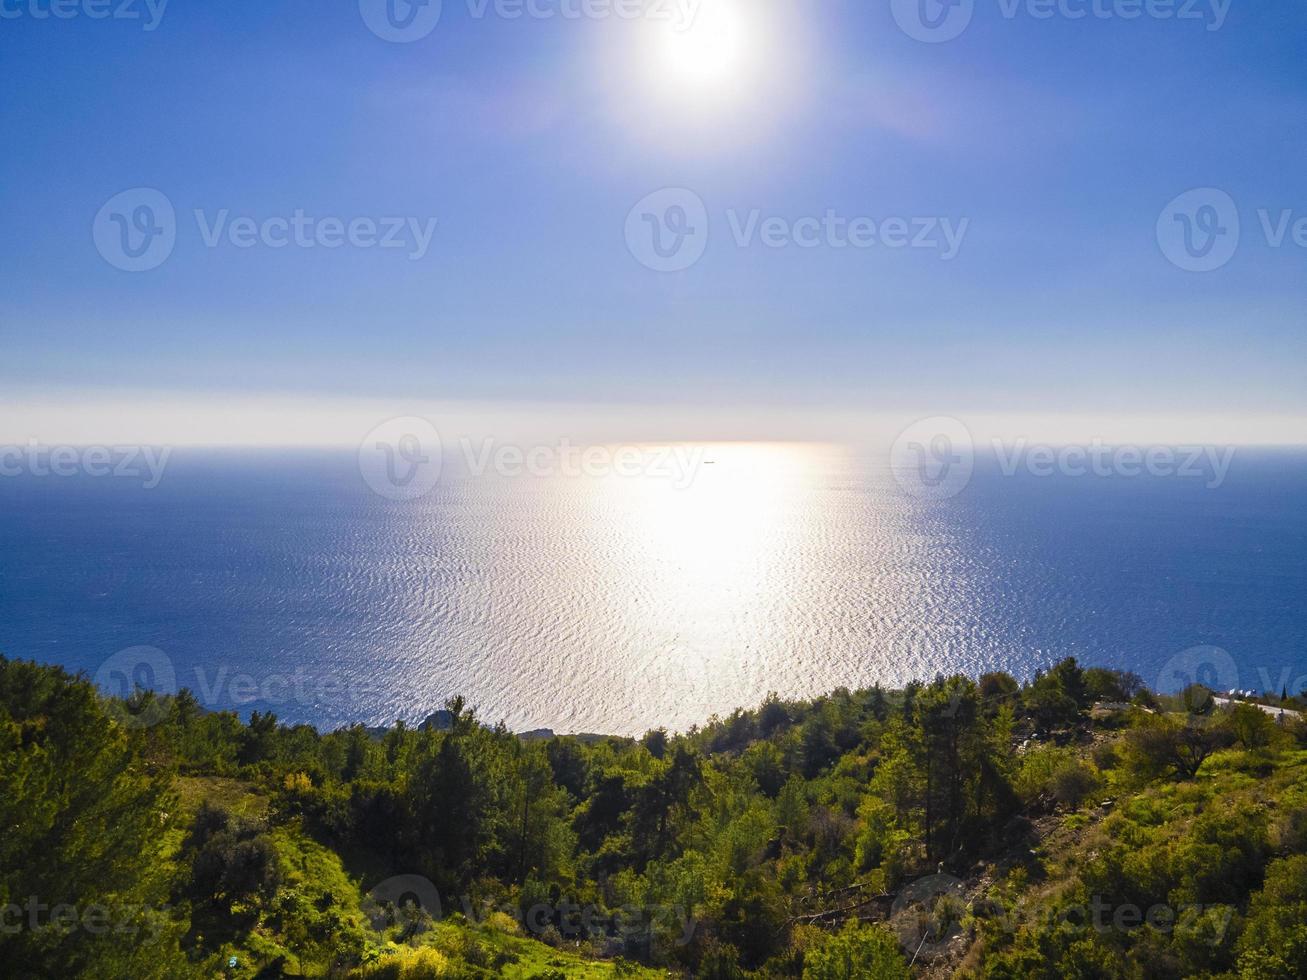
[184,805,282,913]
[1236,855,1307,979]
[484,910,521,936]
[1014,746,1100,810]
[802,921,908,979]
[1272,806,1307,855]
[354,946,452,979]
[1222,703,1280,750]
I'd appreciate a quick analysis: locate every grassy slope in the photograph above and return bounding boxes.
[936,734,1307,977]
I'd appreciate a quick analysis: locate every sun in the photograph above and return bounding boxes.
[654,0,750,93]
[603,0,801,138]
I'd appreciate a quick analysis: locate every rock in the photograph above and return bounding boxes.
[421,709,455,731]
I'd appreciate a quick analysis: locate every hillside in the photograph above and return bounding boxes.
[2,654,1305,978]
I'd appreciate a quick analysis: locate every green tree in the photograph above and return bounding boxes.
[868,684,888,722]
[978,671,1020,714]
[1122,715,1233,780]
[0,657,185,978]
[853,796,909,885]
[1024,659,1087,732]
[183,803,282,915]
[642,727,669,760]
[505,741,574,884]
[1082,667,1142,703]
[632,744,701,866]
[405,701,493,890]
[743,740,786,798]
[911,677,997,860]
[1223,702,1278,750]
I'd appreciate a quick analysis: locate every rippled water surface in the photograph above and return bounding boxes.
[2,445,1304,734]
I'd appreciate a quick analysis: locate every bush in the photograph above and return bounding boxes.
[434,927,488,966]
[1090,739,1118,771]
[696,940,748,979]
[1014,746,1100,810]
[184,804,282,913]
[1286,717,1307,748]
[483,909,521,936]
[1236,855,1307,979]
[1048,762,1101,810]
[354,946,452,979]
[802,921,908,979]
[1271,806,1307,855]
[1222,703,1280,750]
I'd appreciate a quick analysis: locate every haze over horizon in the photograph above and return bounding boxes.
[1,388,1305,449]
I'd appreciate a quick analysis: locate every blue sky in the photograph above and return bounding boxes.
[2,0,1305,442]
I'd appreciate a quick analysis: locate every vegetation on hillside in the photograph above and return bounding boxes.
[2,652,1305,978]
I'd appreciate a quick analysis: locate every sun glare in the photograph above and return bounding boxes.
[601,0,803,141]
[655,0,749,92]
[634,0,777,112]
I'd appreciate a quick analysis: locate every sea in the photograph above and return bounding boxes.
[1,444,1303,735]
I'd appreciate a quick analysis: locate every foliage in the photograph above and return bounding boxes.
[0,658,186,978]
[802,921,908,979]
[2,653,1305,977]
